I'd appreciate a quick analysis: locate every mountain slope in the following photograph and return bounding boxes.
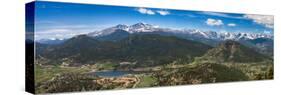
[95,29,130,41]
[39,34,212,66]
[155,63,248,85]
[117,34,212,66]
[246,38,273,56]
[41,35,121,64]
[197,40,271,63]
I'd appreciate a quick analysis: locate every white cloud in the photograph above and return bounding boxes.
[137,8,171,16]
[37,29,71,35]
[205,18,224,26]
[137,8,155,15]
[200,12,243,19]
[156,10,170,15]
[227,23,236,27]
[35,28,93,40]
[34,24,109,41]
[244,14,274,29]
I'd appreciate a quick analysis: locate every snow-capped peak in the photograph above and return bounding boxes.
[87,23,273,41]
[130,22,153,28]
[89,23,159,36]
[114,24,129,31]
[128,22,157,33]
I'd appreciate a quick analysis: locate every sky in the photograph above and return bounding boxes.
[30,1,274,40]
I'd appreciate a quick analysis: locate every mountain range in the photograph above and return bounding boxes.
[88,23,273,42]
[37,23,273,47]
[35,23,273,66]
[86,23,273,56]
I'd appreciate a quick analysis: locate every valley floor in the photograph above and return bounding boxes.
[34,61,273,94]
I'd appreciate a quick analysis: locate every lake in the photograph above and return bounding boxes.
[88,71,133,77]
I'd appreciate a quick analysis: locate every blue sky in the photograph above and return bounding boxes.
[32,1,274,40]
